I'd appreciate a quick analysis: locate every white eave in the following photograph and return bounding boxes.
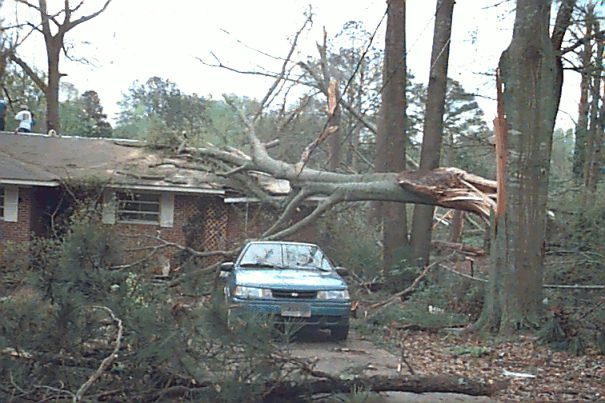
[224,196,326,203]
[107,184,225,195]
[0,179,59,187]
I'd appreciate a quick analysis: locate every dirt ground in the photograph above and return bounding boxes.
[287,328,604,401]
[288,330,493,402]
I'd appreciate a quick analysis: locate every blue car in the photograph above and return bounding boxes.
[221,241,351,340]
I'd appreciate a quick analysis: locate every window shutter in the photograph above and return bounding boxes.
[4,186,19,222]
[159,193,174,228]
[101,190,116,224]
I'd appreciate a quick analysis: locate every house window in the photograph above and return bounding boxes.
[0,186,4,220]
[116,192,161,224]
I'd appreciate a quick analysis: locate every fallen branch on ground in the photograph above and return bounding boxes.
[432,240,486,257]
[366,254,454,313]
[441,265,605,289]
[264,374,502,400]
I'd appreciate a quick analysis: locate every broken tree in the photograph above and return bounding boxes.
[165,0,573,336]
[474,0,575,334]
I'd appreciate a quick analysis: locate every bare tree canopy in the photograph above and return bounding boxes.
[8,0,113,132]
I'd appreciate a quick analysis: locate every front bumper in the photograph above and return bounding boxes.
[230,297,350,328]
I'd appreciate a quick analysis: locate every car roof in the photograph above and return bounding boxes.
[246,241,318,247]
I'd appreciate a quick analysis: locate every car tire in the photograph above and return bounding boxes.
[330,325,349,341]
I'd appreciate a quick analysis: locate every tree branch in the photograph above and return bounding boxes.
[73,306,123,402]
[63,0,113,32]
[8,52,48,92]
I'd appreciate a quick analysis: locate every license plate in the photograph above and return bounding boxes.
[280,303,311,318]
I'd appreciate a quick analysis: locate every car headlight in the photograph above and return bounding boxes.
[317,290,350,300]
[233,285,272,299]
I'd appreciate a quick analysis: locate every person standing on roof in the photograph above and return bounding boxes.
[14,105,33,133]
[0,98,7,131]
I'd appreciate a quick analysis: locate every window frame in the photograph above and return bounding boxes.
[115,191,161,225]
[0,186,4,221]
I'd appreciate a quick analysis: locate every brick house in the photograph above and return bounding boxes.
[0,132,316,272]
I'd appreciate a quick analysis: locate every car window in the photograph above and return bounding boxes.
[239,243,283,267]
[239,243,333,271]
[283,244,332,270]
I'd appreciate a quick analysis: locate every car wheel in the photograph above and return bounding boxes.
[330,325,349,341]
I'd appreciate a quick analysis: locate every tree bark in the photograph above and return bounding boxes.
[585,70,605,191]
[572,17,593,180]
[264,374,498,401]
[583,19,604,193]
[475,0,566,334]
[410,0,455,267]
[45,39,62,132]
[375,0,409,269]
[327,79,342,171]
[448,210,464,243]
[11,0,113,133]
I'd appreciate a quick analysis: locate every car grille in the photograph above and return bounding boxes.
[271,289,317,299]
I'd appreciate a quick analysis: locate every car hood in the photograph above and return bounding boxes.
[235,268,347,290]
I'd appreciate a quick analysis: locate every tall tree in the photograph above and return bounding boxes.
[80,90,112,137]
[9,0,113,133]
[116,77,208,143]
[475,0,574,334]
[582,8,604,193]
[572,4,594,180]
[60,87,112,137]
[410,0,455,266]
[374,0,408,269]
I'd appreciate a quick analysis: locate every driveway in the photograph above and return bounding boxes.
[288,330,493,402]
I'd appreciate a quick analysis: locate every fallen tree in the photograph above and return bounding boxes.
[265,374,500,400]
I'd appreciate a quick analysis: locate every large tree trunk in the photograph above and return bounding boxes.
[572,19,593,181]
[9,0,113,134]
[46,45,61,132]
[585,70,605,192]
[410,0,455,266]
[475,0,562,334]
[375,0,408,269]
[583,19,604,193]
[264,374,498,401]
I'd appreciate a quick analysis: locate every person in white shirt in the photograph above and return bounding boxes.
[15,105,33,133]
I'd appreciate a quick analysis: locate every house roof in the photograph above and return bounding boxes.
[0,132,232,194]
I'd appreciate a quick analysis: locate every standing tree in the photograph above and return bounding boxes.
[9,0,113,133]
[80,90,112,137]
[475,0,574,334]
[410,0,455,266]
[60,87,112,137]
[374,0,409,268]
[572,3,594,181]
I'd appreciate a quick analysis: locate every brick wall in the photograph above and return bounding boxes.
[0,186,34,246]
[226,203,317,247]
[0,188,319,272]
[109,194,228,272]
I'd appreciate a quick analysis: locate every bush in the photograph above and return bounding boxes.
[0,210,318,402]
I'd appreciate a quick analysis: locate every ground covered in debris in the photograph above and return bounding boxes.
[290,328,604,401]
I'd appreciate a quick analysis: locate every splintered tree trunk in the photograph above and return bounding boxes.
[375,0,408,268]
[410,0,455,266]
[327,80,342,171]
[476,0,560,334]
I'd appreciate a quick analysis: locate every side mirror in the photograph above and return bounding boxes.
[220,262,234,272]
[335,266,349,277]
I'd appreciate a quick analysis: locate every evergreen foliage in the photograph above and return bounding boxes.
[0,208,309,402]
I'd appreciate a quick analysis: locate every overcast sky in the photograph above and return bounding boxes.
[7,0,581,129]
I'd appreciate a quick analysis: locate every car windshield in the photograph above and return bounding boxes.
[239,243,332,271]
